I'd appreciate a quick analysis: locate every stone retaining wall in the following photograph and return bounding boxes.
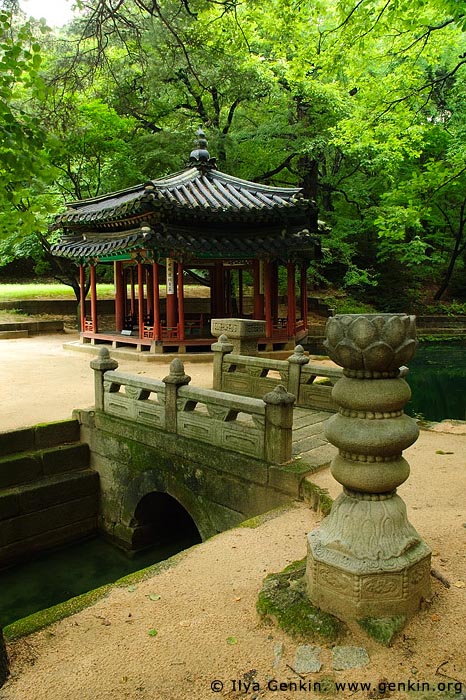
[0,420,99,568]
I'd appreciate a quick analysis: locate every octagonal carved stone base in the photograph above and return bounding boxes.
[306,493,431,621]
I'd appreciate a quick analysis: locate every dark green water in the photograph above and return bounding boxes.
[405,342,466,422]
[0,533,198,628]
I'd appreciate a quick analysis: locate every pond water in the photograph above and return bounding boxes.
[405,342,466,422]
[0,531,200,628]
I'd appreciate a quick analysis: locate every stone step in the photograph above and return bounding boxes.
[0,330,29,339]
[0,484,98,549]
[0,419,81,458]
[0,469,99,521]
[0,442,90,489]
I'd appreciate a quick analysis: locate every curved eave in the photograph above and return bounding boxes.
[51,224,320,263]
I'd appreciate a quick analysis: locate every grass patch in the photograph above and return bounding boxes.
[0,283,115,300]
[256,558,345,643]
[0,283,211,301]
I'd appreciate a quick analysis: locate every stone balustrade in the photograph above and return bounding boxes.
[92,348,295,464]
[212,336,342,412]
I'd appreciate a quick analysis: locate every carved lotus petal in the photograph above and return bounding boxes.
[326,317,345,347]
[382,315,408,348]
[372,315,387,333]
[394,339,417,367]
[348,316,378,349]
[363,342,395,371]
[329,339,364,369]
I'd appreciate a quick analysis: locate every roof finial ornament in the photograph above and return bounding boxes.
[189,126,216,171]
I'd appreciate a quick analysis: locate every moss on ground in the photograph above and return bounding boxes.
[239,502,297,529]
[256,558,345,643]
[357,615,406,647]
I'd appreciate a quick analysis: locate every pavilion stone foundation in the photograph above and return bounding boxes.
[306,313,431,623]
[211,318,266,356]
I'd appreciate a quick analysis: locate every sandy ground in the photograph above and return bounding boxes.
[0,333,217,432]
[1,333,465,700]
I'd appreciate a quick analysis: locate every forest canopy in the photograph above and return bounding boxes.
[0,0,465,307]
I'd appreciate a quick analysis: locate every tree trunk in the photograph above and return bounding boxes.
[434,212,465,300]
[0,628,9,688]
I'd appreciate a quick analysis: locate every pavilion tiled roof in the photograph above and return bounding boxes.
[50,166,311,231]
[51,128,322,263]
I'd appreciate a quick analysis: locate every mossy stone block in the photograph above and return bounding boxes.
[0,428,34,458]
[34,420,80,449]
[41,443,90,475]
[0,454,42,489]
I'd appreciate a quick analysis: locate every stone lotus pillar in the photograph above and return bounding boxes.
[306,313,431,622]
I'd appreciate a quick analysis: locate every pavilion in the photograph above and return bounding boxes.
[51,131,322,353]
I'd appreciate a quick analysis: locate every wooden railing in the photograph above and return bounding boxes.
[212,337,342,412]
[91,350,295,464]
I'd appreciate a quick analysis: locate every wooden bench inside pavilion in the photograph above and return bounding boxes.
[51,130,321,353]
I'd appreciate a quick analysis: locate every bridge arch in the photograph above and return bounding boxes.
[130,491,202,551]
[116,467,218,552]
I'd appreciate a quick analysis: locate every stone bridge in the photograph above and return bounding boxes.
[74,343,342,552]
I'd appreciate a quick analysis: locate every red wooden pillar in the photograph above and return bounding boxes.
[137,262,144,338]
[300,263,308,327]
[271,261,279,323]
[130,267,136,318]
[90,263,98,333]
[287,261,296,336]
[166,258,177,329]
[178,262,185,340]
[253,260,264,319]
[264,261,273,339]
[146,265,153,319]
[153,262,161,341]
[122,267,128,320]
[114,261,125,332]
[79,264,86,332]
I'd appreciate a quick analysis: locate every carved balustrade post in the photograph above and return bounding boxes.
[306,313,431,622]
[211,318,266,356]
[90,347,119,411]
[287,344,310,399]
[211,334,234,391]
[163,359,191,433]
[263,385,295,464]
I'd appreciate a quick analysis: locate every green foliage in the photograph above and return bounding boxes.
[424,300,466,316]
[0,9,56,237]
[1,0,466,306]
[325,296,377,315]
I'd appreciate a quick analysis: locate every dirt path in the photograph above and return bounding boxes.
[0,333,215,432]
[1,334,465,700]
